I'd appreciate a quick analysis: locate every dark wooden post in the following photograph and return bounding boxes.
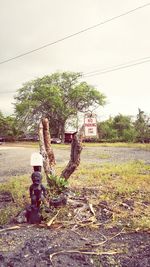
[61,133,82,180]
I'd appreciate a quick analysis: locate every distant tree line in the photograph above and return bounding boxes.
[0,108,149,143]
[0,72,149,143]
[0,111,19,141]
[97,109,150,143]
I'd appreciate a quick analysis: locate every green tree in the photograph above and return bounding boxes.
[134,109,150,143]
[97,114,137,142]
[97,117,118,141]
[0,111,6,136]
[112,114,136,142]
[14,72,106,140]
[0,111,21,141]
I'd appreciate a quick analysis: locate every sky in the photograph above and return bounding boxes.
[0,0,150,122]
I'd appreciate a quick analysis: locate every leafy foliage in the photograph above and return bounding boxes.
[0,111,23,141]
[14,72,106,139]
[97,112,149,143]
[134,109,150,142]
[47,174,68,196]
[97,117,118,141]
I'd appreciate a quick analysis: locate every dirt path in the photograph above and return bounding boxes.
[0,144,150,182]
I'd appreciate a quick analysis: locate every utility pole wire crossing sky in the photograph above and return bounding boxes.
[83,57,150,77]
[0,0,149,118]
[0,2,150,65]
[0,55,150,94]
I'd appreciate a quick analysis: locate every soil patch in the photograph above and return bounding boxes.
[0,192,13,209]
[0,225,149,267]
[0,188,150,267]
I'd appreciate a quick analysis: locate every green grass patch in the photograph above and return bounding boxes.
[0,175,30,225]
[69,161,150,230]
[5,141,150,151]
[0,160,149,230]
[82,142,150,151]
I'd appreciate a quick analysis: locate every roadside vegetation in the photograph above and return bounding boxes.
[3,141,150,151]
[0,71,149,233]
[0,159,149,230]
[0,72,149,145]
[82,142,150,151]
[70,160,150,229]
[0,175,30,225]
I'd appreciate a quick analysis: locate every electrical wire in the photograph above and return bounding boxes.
[0,2,150,65]
[83,57,150,77]
[83,56,150,76]
[0,55,150,94]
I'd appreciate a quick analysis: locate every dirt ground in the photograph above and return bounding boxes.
[0,144,150,183]
[0,144,150,267]
[0,224,149,267]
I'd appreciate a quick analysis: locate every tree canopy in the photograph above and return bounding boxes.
[134,109,150,142]
[14,72,106,139]
[0,111,20,141]
[97,114,137,142]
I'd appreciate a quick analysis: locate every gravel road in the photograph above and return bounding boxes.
[0,144,150,183]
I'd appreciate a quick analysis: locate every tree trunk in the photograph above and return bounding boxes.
[61,133,82,180]
[39,118,82,186]
[38,118,56,177]
[38,121,50,176]
[42,118,56,168]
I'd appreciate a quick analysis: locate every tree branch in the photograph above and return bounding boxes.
[61,133,82,180]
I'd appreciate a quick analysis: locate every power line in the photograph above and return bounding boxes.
[83,57,150,77]
[83,56,150,76]
[0,2,150,65]
[0,55,150,94]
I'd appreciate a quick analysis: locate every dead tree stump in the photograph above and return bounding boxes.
[38,118,82,185]
[38,118,55,178]
[61,133,82,180]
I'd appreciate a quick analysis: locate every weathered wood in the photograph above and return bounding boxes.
[61,134,82,180]
[42,118,56,175]
[39,118,82,184]
[38,118,56,177]
[38,120,50,176]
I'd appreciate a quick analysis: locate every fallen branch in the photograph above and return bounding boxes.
[50,249,119,265]
[89,203,96,217]
[0,225,21,233]
[91,228,125,247]
[49,228,125,265]
[70,229,89,241]
[47,210,60,227]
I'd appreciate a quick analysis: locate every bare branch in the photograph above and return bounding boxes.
[61,133,82,180]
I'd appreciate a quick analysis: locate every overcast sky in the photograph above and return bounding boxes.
[0,0,150,121]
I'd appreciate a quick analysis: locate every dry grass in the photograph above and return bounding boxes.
[4,141,150,151]
[0,176,30,225]
[0,146,149,229]
[82,142,150,151]
[69,161,150,230]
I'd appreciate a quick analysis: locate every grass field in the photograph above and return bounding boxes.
[0,154,150,230]
[3,141,150,150]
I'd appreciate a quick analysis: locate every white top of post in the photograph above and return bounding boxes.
[30,152,43,166]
